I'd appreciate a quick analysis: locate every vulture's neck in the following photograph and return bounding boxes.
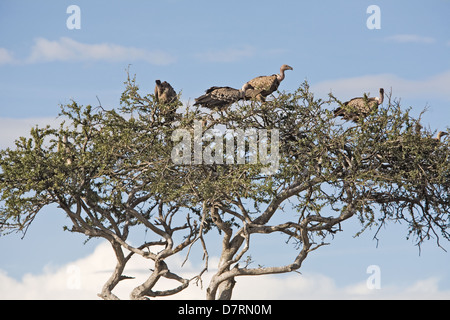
[239,84,248,97]
[436,132,447,141]
[376,91,384,104]
[277,69,286,82]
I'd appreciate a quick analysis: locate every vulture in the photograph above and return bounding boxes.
[245,64,293,101]
[154,80,178,123]
[414,121,448,142]
[194,83,253,110]
[433,131,448,142]
[334,88,384,122]
[154,80,177,104]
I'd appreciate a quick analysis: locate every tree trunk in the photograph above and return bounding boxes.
[216,277,236,300]
[98,242,125,300]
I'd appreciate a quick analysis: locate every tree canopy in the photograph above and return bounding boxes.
[1,74,449,300]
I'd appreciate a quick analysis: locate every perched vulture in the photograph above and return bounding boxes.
[194,83,253,110]
[334,88,384,122]
[154,80,178,123]
[413,122,448,142]
[245,64,293,101]
[154,80,177,104]
[433,131,448,142]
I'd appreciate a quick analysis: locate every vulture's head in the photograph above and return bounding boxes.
[437,131,449,141]
[277,65,293,81]
[281,64,293,72]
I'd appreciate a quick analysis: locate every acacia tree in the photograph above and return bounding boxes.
[1,75,449,300]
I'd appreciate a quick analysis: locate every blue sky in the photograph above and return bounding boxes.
[1,0,450,299]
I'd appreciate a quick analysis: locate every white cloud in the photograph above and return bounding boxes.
[385,34,436,44]
[312,70,450,102]
[1,241,449,300]
[0,242,113,300]
[196,45,256,63]
[0,48,17,65]
[26,37,176,65]
[232,273,450,300]
[0,37,175,66]
[0,241,206,300]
